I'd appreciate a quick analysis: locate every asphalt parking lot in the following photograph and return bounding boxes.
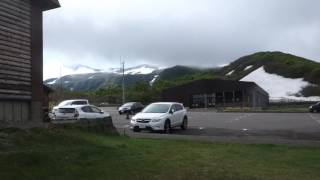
[101,107,320,144]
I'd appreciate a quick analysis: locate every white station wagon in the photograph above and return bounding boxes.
[52,99,89,114]
[130,102,188,133]
[52,105,110,121]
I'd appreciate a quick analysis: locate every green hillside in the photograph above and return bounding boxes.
[156,52,320,97]
[220,51,320,84]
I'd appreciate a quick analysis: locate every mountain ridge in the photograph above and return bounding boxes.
[45,51,320,98]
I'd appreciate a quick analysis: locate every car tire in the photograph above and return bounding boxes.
[181,117,188,130]
[119,112,122,115]
[163,120,171,134]
[133,126,140,132]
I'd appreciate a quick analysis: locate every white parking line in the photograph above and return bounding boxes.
[229,113,254,123]
[308,114,320,126]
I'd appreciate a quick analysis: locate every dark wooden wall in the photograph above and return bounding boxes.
[0,0,32,100]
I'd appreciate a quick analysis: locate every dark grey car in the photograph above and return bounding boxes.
[309,102,320,113]
[118,102,144,115]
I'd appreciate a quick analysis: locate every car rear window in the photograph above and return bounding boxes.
[58,108,75,113]
[71,101,87,105]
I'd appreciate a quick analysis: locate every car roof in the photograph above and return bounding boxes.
[58,105,95,109]
[61,99,88,102]
[151,102,183,105]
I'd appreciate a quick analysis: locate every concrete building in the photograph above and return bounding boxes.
[0,0,60,126]
[162,79,269,108]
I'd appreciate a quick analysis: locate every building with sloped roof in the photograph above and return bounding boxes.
[162,79,269,108]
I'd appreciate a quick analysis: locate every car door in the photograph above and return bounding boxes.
[169,104,179,126]
[175,104,185,124]
[131,103,137,113]
[137,103,144,112]
[90,106,104,119]
[81,106,93,119]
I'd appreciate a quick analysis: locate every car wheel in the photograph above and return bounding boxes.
[181,117,188,130]
[133,126,140,132]
[163,120,171,134]
[119,112,122,115]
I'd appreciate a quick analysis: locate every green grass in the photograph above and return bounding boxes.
[1,128,320,180]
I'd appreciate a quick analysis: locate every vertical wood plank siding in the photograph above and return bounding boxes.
[0,0,31,100]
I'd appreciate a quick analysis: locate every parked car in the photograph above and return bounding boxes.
[52,99,89,114]
[309,102,320,113]
[118,102,144,115]
[130,102,188,133]
[52,105,110,120]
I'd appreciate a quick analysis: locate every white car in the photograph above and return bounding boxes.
[130,102,188,133]
[52,99,89,114]
[52,105,110,120]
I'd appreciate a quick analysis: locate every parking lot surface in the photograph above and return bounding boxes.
[101,107,320,145]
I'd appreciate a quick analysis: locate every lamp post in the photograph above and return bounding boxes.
[121,59,125,104]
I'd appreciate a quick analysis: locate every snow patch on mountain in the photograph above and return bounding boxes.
[244,65,253,71]
[226,70,235,76]
[150,75,159,86]
[123,65,158,75]
[46,78,58,85]
[241,67,320,101]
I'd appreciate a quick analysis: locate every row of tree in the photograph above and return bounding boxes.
[50,80,173,106]
[49,71,218,106]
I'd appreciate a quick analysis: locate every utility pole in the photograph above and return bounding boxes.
[121,58,125,104]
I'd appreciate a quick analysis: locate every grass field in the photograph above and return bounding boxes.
[1,128,320,180]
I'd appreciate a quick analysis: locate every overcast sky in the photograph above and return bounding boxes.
[43,0,320,79]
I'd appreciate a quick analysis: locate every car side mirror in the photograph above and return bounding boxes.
[169,110,174,114]
[99,111,104,114]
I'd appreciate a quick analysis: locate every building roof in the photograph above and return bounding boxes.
[39,0,61,11]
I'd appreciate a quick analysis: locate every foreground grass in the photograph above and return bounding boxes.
[1,128,320,180]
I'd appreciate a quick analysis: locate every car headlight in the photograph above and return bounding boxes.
[151,119,162,123]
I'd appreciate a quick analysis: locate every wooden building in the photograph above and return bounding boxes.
[0,0,60,126]
[162,79,269,108]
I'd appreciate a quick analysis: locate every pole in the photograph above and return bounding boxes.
[121,59,125,104]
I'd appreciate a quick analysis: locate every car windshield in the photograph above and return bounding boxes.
[122,102,134,107]
[142,104,171,113]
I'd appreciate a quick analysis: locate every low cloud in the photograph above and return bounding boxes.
[43,0,320,79]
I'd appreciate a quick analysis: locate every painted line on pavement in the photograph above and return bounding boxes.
[230,113,254,123]
[308,114,320,127]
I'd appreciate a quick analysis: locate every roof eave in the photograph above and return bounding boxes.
[41,0,60,11]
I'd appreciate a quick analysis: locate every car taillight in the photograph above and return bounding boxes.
[74,110,79,118]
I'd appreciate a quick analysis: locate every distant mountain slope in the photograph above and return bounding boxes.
[220,51,320,84]
[218,51,320,98]
[45,65,160,91]
[44,51,320,99]
[157,66,204,81]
